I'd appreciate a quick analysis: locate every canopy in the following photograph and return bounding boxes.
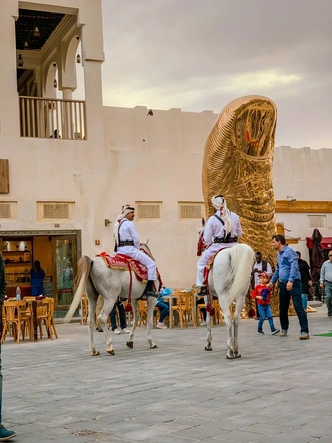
[306,237,332,249]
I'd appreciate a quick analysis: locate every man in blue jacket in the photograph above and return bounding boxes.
[268,234,309,339]
[0,254,17,440]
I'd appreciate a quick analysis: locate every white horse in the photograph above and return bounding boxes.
[204,244,254,358]
[63,243,158,355]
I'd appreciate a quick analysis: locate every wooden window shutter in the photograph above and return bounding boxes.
[0,160,9,194]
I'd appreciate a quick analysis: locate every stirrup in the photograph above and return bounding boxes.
[198,286,207,296]
[146,290,158,298]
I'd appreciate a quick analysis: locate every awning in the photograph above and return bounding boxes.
[306,237,332,249]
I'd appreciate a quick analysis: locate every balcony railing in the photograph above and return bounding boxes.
[19,96,86,140]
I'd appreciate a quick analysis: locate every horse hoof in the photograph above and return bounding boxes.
[126,341,133,348]
[91,350,100,356]
[205,346,212,351]
[106,349,115,355]
[150,344,158,349]
[227,352,235,359]
[235,353,242,359]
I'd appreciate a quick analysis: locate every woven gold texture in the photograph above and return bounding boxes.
[202,95,277,265]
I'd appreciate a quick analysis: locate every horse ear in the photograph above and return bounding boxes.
[146,238,149,244]
[202,217,206,227]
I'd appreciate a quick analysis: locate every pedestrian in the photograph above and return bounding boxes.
[30,260,45,296]
[319,250,332,317]
[110,299,131,334]
[0,253,17,441]
[296,251,312,311]
[252,272,279,335]
[251,251,273,320]
[268,234,309,339]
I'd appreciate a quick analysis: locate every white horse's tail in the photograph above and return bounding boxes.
[63,255,92,323]
[226,244,254,306]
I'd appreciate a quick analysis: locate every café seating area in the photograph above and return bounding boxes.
[81,287,225,330]
[1,297,58,344]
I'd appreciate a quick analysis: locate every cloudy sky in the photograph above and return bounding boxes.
[99,0,332,149]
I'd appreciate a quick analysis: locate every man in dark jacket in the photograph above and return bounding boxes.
[296,251,312,310]
[0,254,17,440]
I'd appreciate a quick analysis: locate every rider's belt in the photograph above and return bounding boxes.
[214,237,238,243]
[118,240,134,247]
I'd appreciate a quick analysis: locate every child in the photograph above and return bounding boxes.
[252,272,280,335]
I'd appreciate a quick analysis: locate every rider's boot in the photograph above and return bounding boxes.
[198,286,207,296]
[145,280,158,298]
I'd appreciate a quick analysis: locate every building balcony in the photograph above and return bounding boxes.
[19,96,86,140]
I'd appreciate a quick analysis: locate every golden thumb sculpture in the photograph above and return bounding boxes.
[202,95,277,265]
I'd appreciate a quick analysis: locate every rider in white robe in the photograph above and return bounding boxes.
[196,195,242,295]
[113,204,157,296]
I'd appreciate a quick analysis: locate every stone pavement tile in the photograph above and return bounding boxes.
[140,435,199,443]
[267,413,318,427]
[213,429,265,442]
[283,418,332,439]
[119,425,178,442]
[172,425,227,440]
[239,423,285,435]
[204,415,266,432]
[260,434,315,443]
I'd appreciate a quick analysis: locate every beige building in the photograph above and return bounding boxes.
[1,1,331,313]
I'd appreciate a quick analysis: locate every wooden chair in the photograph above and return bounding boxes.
[47,298,58,339]
[170,292,196,329]
[2,300,32,343]
[137,300,159,327]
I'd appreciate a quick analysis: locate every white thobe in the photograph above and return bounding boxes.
[196,211,242,286]
[115,219,157,280]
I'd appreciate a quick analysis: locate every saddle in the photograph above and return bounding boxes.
[98,252,148,282]
[203,249,230,285]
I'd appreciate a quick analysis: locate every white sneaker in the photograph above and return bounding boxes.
[113,328,121,335]
[157,322,167,329]
[122,328,131,334]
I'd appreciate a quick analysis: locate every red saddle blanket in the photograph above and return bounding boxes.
[98,252,148,282]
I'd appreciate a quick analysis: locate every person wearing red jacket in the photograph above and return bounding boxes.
[252,272,280,336]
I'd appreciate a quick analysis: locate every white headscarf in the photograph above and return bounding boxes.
[113,204,135,245]
[211,195,232,235]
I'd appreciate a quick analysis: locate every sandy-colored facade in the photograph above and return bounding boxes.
[1,1,331,310]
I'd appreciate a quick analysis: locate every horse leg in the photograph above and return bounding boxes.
[219,298,234,359]
[205,311,213,351]
[98,297,116,355]
[127,298,139,348]
[86,281,100,356]
[147,296,158,349]
[233,296,245,358]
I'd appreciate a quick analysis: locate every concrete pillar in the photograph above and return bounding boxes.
[0,2,19,138]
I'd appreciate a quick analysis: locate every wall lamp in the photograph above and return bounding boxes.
[104,219,112,227]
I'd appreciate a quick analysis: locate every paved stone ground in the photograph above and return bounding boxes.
[2,305,332,443]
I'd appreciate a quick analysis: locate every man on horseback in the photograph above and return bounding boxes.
[196,195,242,295]
[113,204,158,297]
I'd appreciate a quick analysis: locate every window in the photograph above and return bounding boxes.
[179,202,204,219]
[136,202,161,220]
[308,215,326,229]
[0,160,9,194]
[37,202,75,221]
[0,202,17,220]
